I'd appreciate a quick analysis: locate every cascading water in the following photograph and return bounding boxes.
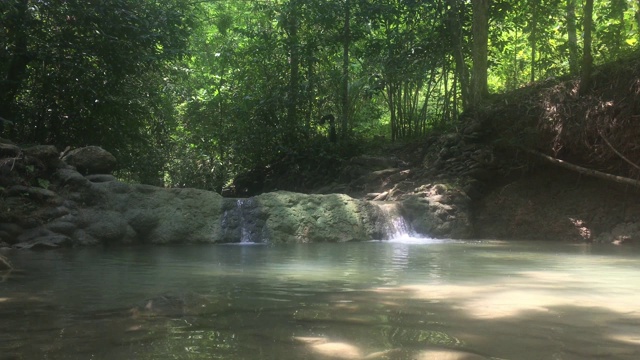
[220,198,261,245]
[237,199,252,243]
[377,202,414,239]
[376,202,435,244]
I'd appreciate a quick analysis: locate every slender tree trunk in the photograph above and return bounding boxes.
[636,0,640,35]
[286,0,300,129]
[451,67,458,122]
[386,84,397,141]
[611,0,626,58]
[341,0,351,139]
[305,45,315,137]
[446,0,470,110]
[442,61,450,123]
[566,0,579,75]
[529,0,538,83]
[580,0,594,95]
[471,0,489,107]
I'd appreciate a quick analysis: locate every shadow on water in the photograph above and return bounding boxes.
[1,242,639,359]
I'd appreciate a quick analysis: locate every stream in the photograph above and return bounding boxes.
[1,240,639,359]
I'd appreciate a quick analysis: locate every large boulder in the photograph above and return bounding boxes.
[62,146,116,175]
[399,185,473,239]
[246,191,387,243]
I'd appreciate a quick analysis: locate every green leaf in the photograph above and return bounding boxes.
[37,178,50,189]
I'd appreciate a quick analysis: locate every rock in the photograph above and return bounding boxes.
[13,234,72,249]
[252,191,382,243]
[7,185,59,202]
[130,292,216,318]
[400,194,472,239]
[127,211,160,239]
[56,168,91,188]
[72,229,101,246]
[372,191,389,201]
[85,174,117,183]
[45,220,77,235]
[62,146,117,175]
[23,145,60,169]
[0,143,20,157]
[0,223,23,238]
[596,222,640,244]
[78,210,128,244]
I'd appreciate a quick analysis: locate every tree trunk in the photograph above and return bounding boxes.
[305,45,316,138]
[566,0,579,75]
[446,0,470,110]
[529,0,538,83]
[611,0,626,59]
[471,0,489,107]
[286,0,300,129]
[636,0,640,36]
[341,0,351,140]
[580,0,594,95]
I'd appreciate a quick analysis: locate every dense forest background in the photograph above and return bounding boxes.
[1,0,639,192]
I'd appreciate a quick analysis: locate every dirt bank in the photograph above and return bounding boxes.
[473,166,640,242]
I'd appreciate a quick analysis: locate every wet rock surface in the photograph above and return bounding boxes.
[2,129,639,248]
[1,142,470,248]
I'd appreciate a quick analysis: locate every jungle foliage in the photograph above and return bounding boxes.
[1,0,639,191]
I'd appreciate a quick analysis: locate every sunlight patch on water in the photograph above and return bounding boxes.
[385,236,448,244]
[375,266,640,320]
[609,333,640,345]
[220,241,265,246]
[413,349,489,360]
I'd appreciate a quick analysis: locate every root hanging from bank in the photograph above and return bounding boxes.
[0,255,11,270]
[526,149,640,188]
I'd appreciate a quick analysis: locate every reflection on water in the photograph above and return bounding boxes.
[1,240,640,359]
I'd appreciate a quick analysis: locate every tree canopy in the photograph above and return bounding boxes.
[2,0,639,191]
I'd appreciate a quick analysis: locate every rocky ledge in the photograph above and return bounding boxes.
[0,140,472,249]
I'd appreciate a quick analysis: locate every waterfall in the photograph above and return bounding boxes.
[221,198,261,245]
[377,202,414,240]
[376,202,437,244]
[236,198,259,244]
[237,199,252,243]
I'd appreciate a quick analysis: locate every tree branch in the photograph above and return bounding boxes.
[525,149,640,188]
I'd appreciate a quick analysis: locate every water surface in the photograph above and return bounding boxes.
[1,240,639,359]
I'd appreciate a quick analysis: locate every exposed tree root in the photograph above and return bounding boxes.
[526,149,640,188]
[0,254,12,270]
[598,130,640,171]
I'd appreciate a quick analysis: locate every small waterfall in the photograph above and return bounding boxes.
[377,202,414,240]
[221,198,261,244]
[237,199,252,243]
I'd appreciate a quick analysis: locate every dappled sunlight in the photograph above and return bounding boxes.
[294,336,364,359]
[569,217,592,240]
[413,349,488,360]
[4,243,640,359]
[609,333,640,345]
[375,265,640,320]
[464,289,566,318]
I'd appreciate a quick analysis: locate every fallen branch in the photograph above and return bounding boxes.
[525,149,640,188]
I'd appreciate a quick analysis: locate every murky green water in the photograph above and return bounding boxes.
[1,240,640,359]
